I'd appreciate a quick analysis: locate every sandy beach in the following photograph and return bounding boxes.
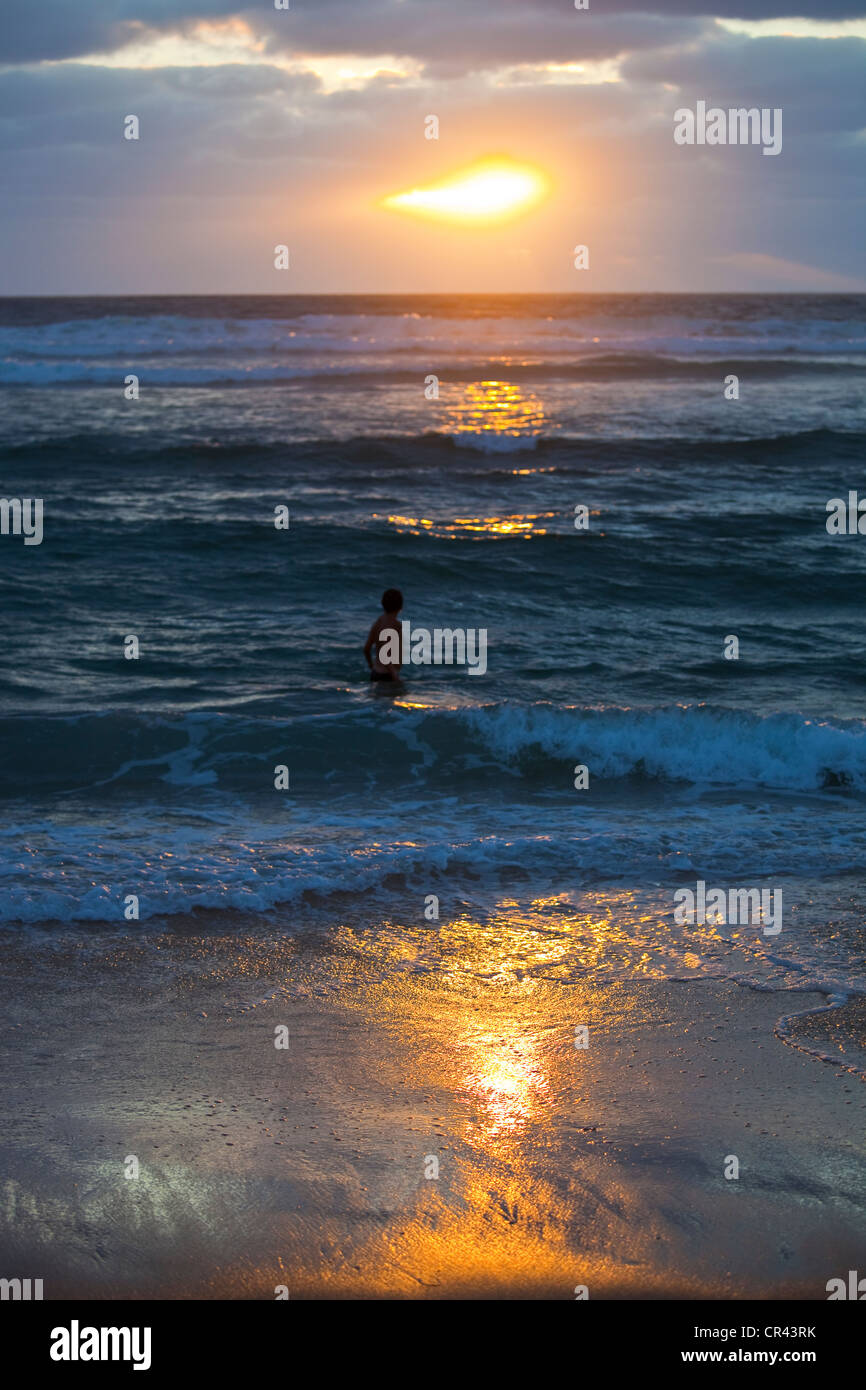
[1,917,864,1300]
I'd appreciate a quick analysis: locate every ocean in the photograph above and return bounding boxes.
[1,293,865,1053]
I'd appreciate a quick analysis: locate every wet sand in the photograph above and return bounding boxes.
[1,925,865,1299]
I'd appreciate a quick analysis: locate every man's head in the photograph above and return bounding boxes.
[382,588,403,615]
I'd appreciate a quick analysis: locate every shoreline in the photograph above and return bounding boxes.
[1,927,864,1299]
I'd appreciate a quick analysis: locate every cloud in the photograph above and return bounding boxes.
[2,0,865,66]
[0,6,861,290]
[622,32,866,141]
[709,252,866,289]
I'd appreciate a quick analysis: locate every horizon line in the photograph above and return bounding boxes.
[1,289,863,299]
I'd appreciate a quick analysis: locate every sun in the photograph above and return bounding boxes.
[381,157,550,225]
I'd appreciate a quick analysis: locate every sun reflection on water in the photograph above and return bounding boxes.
[384,511,552,537]
[443,379,546,441]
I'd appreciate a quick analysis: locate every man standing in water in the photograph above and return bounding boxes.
[364,588,403,683]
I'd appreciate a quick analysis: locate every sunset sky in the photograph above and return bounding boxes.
[0,0,863,293]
